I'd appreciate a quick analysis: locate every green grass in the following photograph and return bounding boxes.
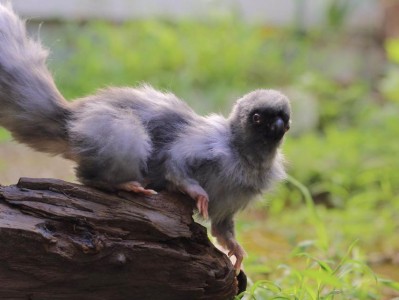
[0,127,11,142]
[236,173,399,299]
[46,19,320,115]
[236,102,399,298]
[3,18,399,298]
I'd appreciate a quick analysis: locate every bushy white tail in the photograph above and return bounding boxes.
[0,3,71,155]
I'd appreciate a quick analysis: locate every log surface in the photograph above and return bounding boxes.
[0,178,237,300]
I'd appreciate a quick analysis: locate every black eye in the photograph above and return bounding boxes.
[252,113,261,124]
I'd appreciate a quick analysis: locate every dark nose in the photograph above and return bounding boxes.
[270,117,286,139]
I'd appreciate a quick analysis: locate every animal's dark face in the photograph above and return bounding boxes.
[248,106,290,142]
[229,89,291,148]
[232,89,290,144]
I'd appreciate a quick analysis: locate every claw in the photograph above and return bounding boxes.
[234,254,244,274]
[117,181,157,195]
[196,195,209,219]
[227,242,246,273]
[178,183,209,219]
[235,267,241,276]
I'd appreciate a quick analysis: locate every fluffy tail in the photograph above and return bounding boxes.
[0,3,71,155]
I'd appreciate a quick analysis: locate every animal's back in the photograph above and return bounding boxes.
[68,85,196,186]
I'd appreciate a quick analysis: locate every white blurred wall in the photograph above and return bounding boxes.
[6,0,382,30]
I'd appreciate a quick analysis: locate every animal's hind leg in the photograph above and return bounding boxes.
[69,99,154,194]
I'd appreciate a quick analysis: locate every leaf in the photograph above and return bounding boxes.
[300,269,343,288]
[386,38,399,64]
[379,278,399,291]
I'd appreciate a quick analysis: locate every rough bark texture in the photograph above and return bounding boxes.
[0,178,237,300]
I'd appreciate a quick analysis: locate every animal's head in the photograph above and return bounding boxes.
[229,89,291,147]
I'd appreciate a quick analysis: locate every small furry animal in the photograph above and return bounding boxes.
[0,3,290,271]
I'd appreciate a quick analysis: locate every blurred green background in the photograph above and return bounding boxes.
[0,0,399,299]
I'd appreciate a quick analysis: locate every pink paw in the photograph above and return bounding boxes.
[196,194,209,219]
[117,181,157,196]
[228,242,246,274]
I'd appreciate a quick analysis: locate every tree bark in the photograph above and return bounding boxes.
[0,178,238,300]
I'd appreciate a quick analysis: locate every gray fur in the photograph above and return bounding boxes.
[0,3,291,263]
[0,3,70,155]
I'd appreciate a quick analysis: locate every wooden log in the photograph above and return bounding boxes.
[0,178,238,300]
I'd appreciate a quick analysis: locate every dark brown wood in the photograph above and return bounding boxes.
[0,178,237,300]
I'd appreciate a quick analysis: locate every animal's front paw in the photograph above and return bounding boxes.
[180,184,209,219]
[195,194,209,219]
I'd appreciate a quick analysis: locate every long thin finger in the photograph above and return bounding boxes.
[234,259,242,275]
[234,265,241,275]
[202,200,209,219]
[197,199,202,215]
[142,188,158,195]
